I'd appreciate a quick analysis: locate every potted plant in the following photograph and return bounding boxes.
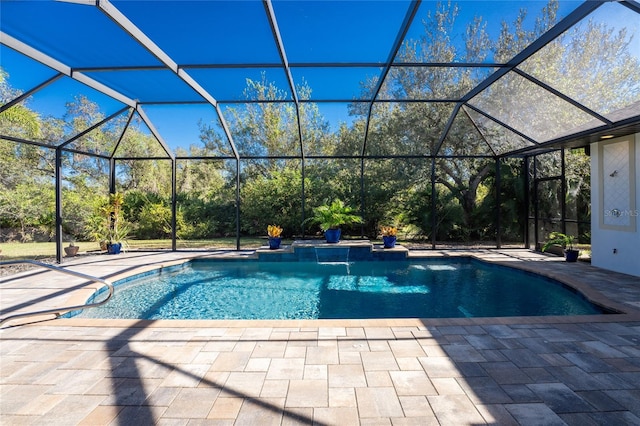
[380,226,398,249]
[306,199,363,243]
[541,232,579,262]
[86,192,130,254]
[64,242,79,257]
[106,194,131,254]
[267,224,283,249]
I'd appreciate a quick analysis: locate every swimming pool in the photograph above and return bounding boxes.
[75,258,607,320]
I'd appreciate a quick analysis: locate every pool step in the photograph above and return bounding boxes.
[255,239,408,262]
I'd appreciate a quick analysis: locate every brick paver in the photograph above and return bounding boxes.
[2,250,640,424]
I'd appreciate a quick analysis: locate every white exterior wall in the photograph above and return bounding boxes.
[591,133,640,277]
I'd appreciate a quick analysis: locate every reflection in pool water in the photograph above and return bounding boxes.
[76,258,607,320]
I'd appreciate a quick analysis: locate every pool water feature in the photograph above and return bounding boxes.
[76,258,607,320]
[314,246,351,263]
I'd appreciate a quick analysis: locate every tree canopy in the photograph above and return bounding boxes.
[1,0,637,247]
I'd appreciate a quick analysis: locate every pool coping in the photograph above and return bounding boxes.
[9,247,637,329]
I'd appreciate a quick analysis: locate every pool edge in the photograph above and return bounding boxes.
[48,249,640,327]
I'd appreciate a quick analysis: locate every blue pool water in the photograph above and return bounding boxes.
[76,258,606,320]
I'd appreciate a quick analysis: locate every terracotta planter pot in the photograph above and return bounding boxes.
[64,246,79,257]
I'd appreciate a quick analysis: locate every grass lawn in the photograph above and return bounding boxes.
[0,238,267,260]
[1,239,591,261]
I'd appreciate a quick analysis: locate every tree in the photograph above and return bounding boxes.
[0,183,54,241]
[240,168,308,237]
[353,0,496,238]
[0,69,56,241]
[0,69,46,190]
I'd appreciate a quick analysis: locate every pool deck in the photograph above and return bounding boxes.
[2,248,640,425]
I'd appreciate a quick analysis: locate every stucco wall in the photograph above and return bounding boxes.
[591,133,640,277]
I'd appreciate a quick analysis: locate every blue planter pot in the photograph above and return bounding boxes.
[107,242,122,255]
[324,228,341,243]
[565,249,579,262]
[383,235,397,249]
[268,237,281,250]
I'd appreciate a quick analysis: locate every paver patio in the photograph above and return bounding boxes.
[2,249,640,425]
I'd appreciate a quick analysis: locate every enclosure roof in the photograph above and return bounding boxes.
[1,0,639,160]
